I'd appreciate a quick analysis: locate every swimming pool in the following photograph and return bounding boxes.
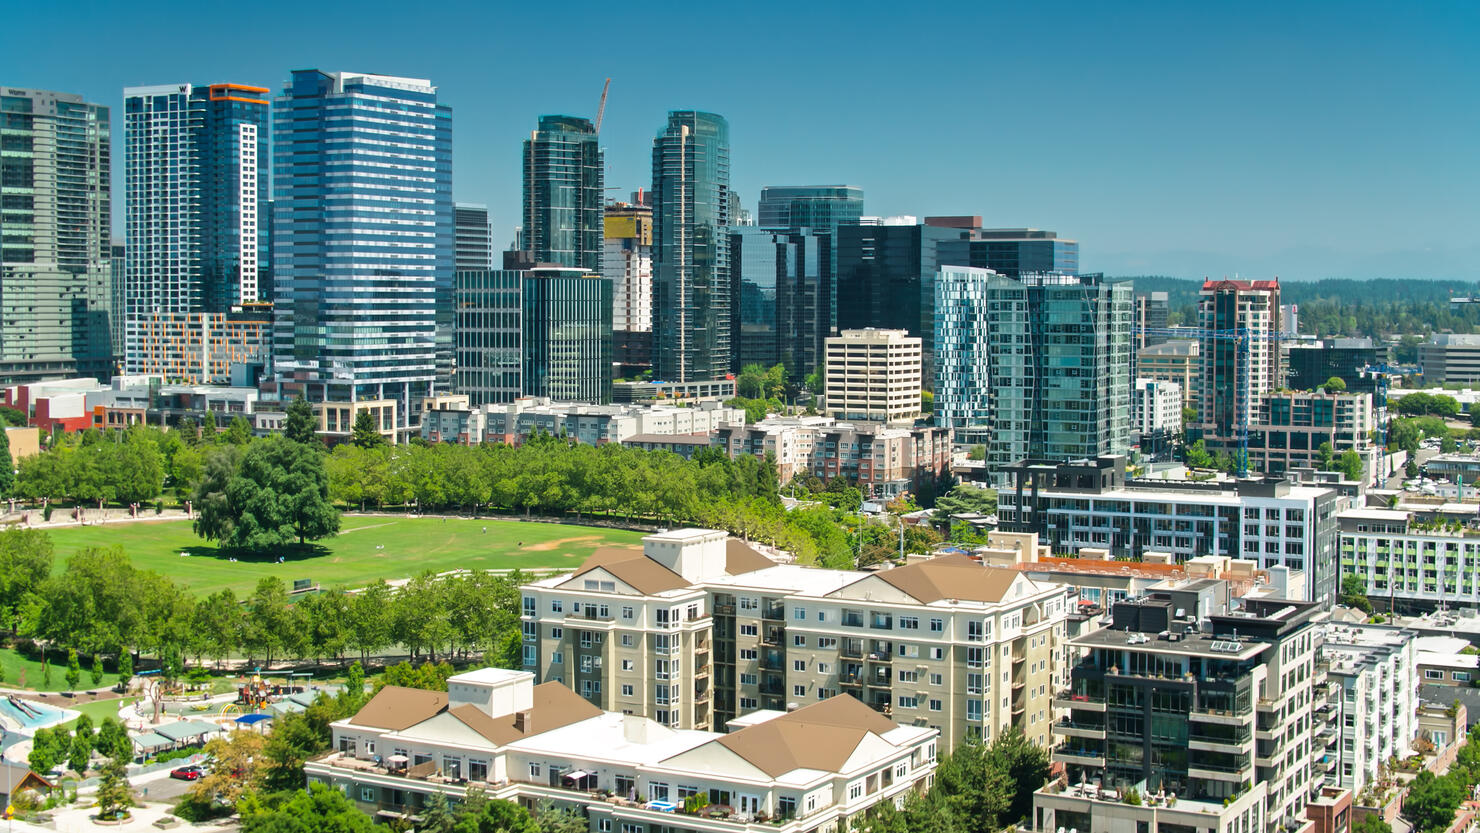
[0,696,68,730]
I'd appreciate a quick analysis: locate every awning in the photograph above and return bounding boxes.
[234,713,272,725]
[131,732,172,750]
[562,770,590,781]
[156,720,224,742]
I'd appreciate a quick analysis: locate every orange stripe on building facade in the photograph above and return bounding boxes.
[209,83,270,103]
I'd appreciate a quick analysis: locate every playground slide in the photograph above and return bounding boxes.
[7,696,38,720]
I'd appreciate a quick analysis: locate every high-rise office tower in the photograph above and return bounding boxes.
[933,266,996,443]
[604,202,654,376]
[651,111,731,382]
[453,269,523,406]
[835,222,958,381]
[454,203,493,271]
[757,185,863,231]
[1133,291,1170,347]
[123,82,271,382]
[1192,279,1281,456]
[935,227,1078,278]
[0,88,113,384]
[522,267,613,404]
[109,243,125,366]
[980,272,1132,471]
[523,116,603,272]
[729,227,831,379]
[271,71,452,431]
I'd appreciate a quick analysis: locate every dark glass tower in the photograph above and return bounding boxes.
[835,222,956,380]
[271,71,452,426]
[523,116,603,272]
[935,228,1078,278]
[756,186,863,232]
[651,111,730,382]
[523,267,613,404]
[730,227,831,380]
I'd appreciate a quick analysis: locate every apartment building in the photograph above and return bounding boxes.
[1338,507,1480,611]
[1034,593,1324,833]
[1317,623,1418,792]
[715,416,950,497]
[999,455,1343,605]
[307,668,939,833]
[520,528,1069,753]
[823,329,923,425]
[421,398,744,446]
[1248,390,1373,480]
[1137,340,1199,409]
[1193,279,1282,452]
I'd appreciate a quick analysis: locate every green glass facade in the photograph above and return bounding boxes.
[522,267,613,404]
[522,116,603,272]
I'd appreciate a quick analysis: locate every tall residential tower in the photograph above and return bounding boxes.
[651,111,730,382]
[522,116,603,271]
[1192,279,1281,460]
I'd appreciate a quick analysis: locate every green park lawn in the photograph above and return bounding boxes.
[43,516,642,597]
[0,647,122,692]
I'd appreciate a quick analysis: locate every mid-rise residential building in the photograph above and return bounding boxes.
[521,267,613,404]
[1133,291,1170,347]
[520,528,1067,753]
[307,668,939,833]
[1248,390,1373,480]
[1318,623,1417,792]
[422,398,744,446]
[730,227,833,380]
[756,186,863,231]
[604,202,654,371]
[612,378,736,405]
[933,266,994,443]
[935,227,1079,278]
[1193,279,1282,457]
[652,111,731,382]
[822,329,921,425]
[979,273,1132,472]
[1137,339,1199,409]
[717,416,949,497]
[999,455,1342,604]
[454,203,494,271]
[1419,334,1480,384]
[1338,507,1480,611]
[123,82,269,382]
[1034,594,1324,833]
[1132,377,1182,459]
[522,116,603,272]
[0,88,113,384]
[269,71,452,434]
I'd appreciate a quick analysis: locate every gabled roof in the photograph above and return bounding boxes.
[448,682,601,745]
[349,686,450,730]
[716,695,899,777]
[872,554,1022,604]
[725,539,773,575]
[569,547,690,595]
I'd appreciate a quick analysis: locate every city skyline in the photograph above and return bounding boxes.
[3,0,1477,280]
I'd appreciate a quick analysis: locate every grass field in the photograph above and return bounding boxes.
[0,647,121,692]
[43,516,642,596]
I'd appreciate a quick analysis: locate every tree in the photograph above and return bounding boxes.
[91,652,105,686]
[261,710,328,792]
[350,410,387,449]
[1341,574,1373,613]
[1406,459,1420,478]
[196,434,340,550]
[1317,441,1335,472]
[1339,449,1364,482]
[1442,434,1459,454]
[243,578,301,669]
[920,390,934,414]
[65,647,80,691]
[226,416,254,446]
[452,799,538,833]
[28,726,62,773]
[94,756,135,820]
[0,528,54,630]
[1353,814,1393,833]
[1403,770,1464,833]
[96,717,132,762]
[419,791,459,833]
[117,651,132,685]
[1323,375,1347,393]
[284,396,319,446]
[984,726,1051,825]
[934,484,997,519]
[1471,407,1480,429]
[68,716,94,773]
[966,444,985,461]
[0,424,12,498]
[239,783,374,833]
[193,730,266,808]
[928,735,1013,833]
[1184,439,1213,468]
[532,802,587,833]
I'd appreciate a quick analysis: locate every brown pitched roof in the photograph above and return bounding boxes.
[449,681,602,745]
[725,539,774,575]
[717,695,897,777]
[349,686,449,730]
[569,547,690,594]
[874,554,1021,603]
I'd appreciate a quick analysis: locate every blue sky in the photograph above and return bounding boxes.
[6,0,1476,279]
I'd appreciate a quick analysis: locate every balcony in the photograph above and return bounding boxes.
[1053,745,1106,767]
[760,627,784,647]
[569,608,613,622]
[715,603,736,616]
[1053,690,1106,712]
[1187,759,1252,781]
[762,602,785,622]
[1050,719,1107,740]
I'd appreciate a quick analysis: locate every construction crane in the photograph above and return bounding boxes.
[594,78,610,134]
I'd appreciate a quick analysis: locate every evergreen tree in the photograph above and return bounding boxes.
[65,647,80,691]
[350,410,387,449]
[94,756,135,820]
[284,396,319,446]
[91,653,105,686]
[0,426,12,498]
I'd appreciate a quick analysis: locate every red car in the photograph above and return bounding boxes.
[169,765,205,781]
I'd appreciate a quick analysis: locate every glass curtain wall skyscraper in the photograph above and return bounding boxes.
[454,203,494,271]
[0,88,113,383]
[982,272,1132,472]
[730,227,830,380]
[523,267,613,404]
[271,71,452,428]
[933,266,997,443]
[523,116,603,272]
[836,222,957,382]
[123,82,270,380]
[756,185,863,232]
[651,111,730,382]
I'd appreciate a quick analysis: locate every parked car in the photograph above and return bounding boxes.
[169,765,205,781]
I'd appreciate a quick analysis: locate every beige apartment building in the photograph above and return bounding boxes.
[520,528,1069,753]
[823,329,923,425]
[1136,339,1199,409]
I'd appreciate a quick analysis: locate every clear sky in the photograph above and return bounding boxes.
[5,0,1476,280]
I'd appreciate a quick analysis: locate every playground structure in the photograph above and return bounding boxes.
[236,670,309,712]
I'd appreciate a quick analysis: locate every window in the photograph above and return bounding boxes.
[522,646,536,666]
[818,637,838,649]
[622,605,634,620]
[597,821,612,833]
[550,627,563,639]
[898,695,918,709]
[740,597,758,611]
[522,596,535,616]
[530,763,542,779]
[740,697,757,710]
[899,616,919,630]
[740,649,757,660]
[522,621,537,639]
[931,647,944,660]
[793,634,807,647]
[818,662,831,674]
[929,699,942,711]
[1425,669,1443,680]
[794,607,807,620]
[1456,671,1472,682]
[621,659,634,671]
[967,621,984,642]
[620,634,633,647]
[793,660,807,672]
[929,618,944,633]
[898,670,918,684]
[360,786,375,802]
[930,673,943,686]
[621,684,634,696]
[967,701,983,722]
[849,783,864,800]
[551,600,563,613]
[794,685,807,697]
[740,624,758,636]
[741,673,757,685]
[551,651,563,664]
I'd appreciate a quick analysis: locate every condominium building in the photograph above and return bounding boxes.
[822,329,922,424]
[1419,333,1480,384]
[1248,390,1373,480]
[999,455,1343,604]
[520,528,1068,753]
[1193,279,1282,456]
[123,82,269,381]
[1133,291,1170,347]
[715,416,950,498]
[421,397,744,446]
[0,88,114,384]
[130,307,271,384]
[652,111,731,382]
[1137,340,1199,409]
[307,668,939,833]
[979,273,1132,472]
[730,227,833,380]
[454,204,494,271]
[269,71,452,431]
[1034,594,1324,833]
[523,116,603,272]
[1132,377,1182,460]
[1338,507,1480,611]
[604,203,653,333]
[1317,623,1418,792]
[933,267,994,443]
